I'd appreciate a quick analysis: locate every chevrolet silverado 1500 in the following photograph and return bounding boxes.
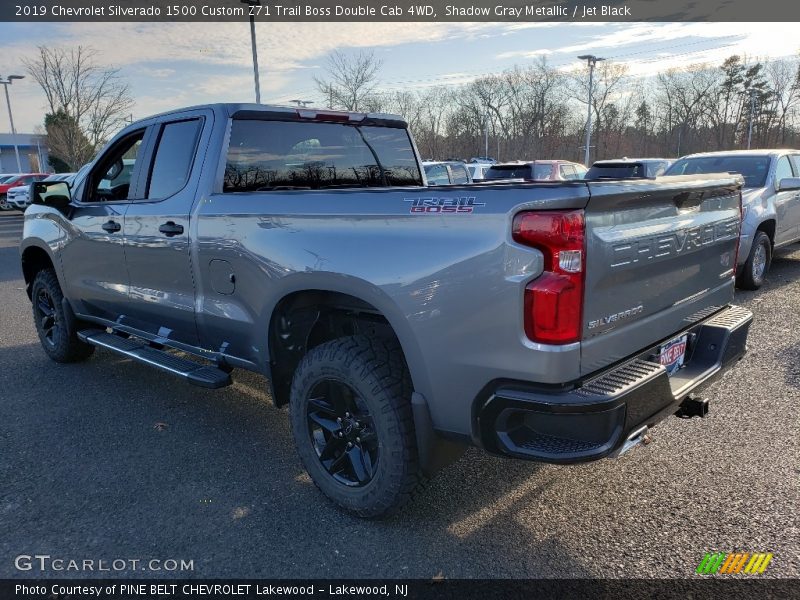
[22,103,752,517]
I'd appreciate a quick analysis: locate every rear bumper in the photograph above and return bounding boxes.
[476,305,753,463]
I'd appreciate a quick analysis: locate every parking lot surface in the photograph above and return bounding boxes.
[0,210,798,579]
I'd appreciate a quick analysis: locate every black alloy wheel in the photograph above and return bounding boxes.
[34,287,60,348]
[306,379,379,487]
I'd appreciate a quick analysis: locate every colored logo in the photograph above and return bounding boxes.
[696,552,773,575]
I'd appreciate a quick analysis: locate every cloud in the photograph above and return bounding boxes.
[495,49,552,60]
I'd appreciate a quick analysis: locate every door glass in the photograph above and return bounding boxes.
[87,131,145,202]
[147,119,202,199]
[775,156,793,187]
[789,155,800,177]
[424,164,450,185]
[450,164,470,184]
[560,165,577,180]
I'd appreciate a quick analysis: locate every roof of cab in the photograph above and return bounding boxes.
[130,102,407,125]
[678,149,798,159]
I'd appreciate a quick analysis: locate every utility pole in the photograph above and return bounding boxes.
[0,75,25,173]
[241,0,262,103]
[747,88,757,150]
[484,112,489,159]
[577,55,604,166]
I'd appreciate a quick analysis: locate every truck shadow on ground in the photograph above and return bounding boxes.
[0,340,593,579]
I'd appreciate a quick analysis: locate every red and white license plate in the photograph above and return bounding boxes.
[659,334,688,376]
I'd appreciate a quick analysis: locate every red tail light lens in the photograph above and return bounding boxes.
[512,210,585,344]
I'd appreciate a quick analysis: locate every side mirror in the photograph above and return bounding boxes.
[31,181,72,210]
[777,177,800,192]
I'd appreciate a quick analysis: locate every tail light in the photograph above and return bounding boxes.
[512,210,585,344]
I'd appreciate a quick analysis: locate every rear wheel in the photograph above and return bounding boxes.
[737,231,771,290]
[0,194,10,210]
[289,335,424,518]
[31,269,95,363]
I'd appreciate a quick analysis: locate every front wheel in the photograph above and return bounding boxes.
[289,335,424,518]
[31,269,95,363]
[737,231,771,290]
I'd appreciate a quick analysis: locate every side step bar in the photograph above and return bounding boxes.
[78,329,232,389]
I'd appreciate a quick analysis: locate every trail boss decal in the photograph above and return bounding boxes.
[404,197,486,214]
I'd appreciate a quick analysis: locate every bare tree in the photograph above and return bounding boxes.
[314,50,384,112]
[23,45,134,169]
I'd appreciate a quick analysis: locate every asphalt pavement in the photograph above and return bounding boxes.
[0,210,797,579]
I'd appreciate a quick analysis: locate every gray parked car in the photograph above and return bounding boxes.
[666,150,800,289]
[422,160,472,185]
[587,158,673,179]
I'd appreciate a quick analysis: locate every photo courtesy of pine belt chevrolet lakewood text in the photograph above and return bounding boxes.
[21,103,752,518]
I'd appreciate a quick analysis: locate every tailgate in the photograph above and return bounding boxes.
[580,174,742,375]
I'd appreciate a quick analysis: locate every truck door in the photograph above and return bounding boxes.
[121,111,210,346]
[787,154,800,242]
[61,128,149,322]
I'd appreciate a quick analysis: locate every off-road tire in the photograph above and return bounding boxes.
[289,335,425,518]
[31,269,95,363]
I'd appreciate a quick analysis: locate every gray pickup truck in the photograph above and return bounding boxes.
[22,103,752,518]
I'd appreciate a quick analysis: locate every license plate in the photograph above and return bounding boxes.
[659,334,688,376]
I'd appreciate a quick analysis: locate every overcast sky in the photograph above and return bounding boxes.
[1,21,799,133]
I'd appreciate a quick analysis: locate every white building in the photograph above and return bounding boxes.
[0,133,49,173]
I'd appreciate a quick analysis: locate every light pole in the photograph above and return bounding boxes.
[0,75,25,173]
[241,0,262,103]
[484,112,489,159]
[577,55,604,166]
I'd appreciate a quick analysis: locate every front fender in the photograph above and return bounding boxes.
[20,208,70,296]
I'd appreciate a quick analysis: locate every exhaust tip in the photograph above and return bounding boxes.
[676,396,710,419]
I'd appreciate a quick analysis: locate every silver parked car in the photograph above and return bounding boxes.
[665,150,800,289]
[422,160,472,185]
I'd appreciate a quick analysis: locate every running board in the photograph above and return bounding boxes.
[78,329,232,389]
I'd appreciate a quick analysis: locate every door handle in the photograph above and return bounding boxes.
[158,221,184,237]
[101,220,121,233]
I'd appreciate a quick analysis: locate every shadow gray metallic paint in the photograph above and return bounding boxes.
[21,103,744,440]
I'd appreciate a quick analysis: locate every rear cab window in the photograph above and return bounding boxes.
[147,119,202,199]
[484,164,552,180]
[224,119,422,192]
[586,164,643,179]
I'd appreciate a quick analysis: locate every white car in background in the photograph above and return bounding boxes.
[8,172,78,211]
[466,163,493,181]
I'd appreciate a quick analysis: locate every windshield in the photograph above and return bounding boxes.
[484,164,553,180]
[665,155,771,188]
